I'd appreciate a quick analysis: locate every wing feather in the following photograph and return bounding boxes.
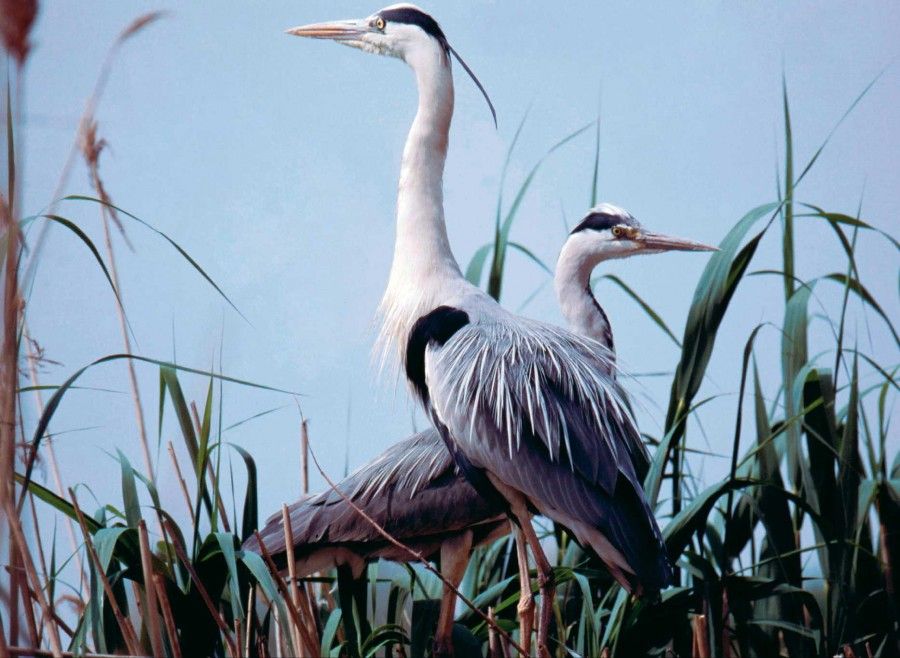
[424,318,670,590]
[244,430,504,563]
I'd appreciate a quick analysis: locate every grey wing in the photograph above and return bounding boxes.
[425,320,671,591]
[244,429,503,561]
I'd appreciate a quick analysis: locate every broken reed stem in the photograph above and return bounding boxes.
[280,506,305,656]
[167,441,194,520]
[137,521,165,658]
[162,518,238,657]
[281,506,319,653]
[300,417,309,495]
[152,573,181,658]
[305,442,529,657]
[252,531,317,656]
[69,489,141,656]
[189,401,230,532]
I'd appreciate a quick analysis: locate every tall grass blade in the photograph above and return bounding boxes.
[487,122,592,300]
[594,274,681,347]
[63,195,247,321]
[782,75,795,302]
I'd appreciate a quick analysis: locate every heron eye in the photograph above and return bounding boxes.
[373,16,386,30]
[612,226,624,237]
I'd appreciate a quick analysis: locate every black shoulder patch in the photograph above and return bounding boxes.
[405,306,469,403]
[571,211,621,234]
[379,7,447,47]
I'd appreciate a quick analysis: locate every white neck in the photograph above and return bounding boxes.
[378,43,469,363]
[555,236,615,363]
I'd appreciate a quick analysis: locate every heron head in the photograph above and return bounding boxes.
[287,5,445,60]
[287,4,497,126]
[568,204,717,261]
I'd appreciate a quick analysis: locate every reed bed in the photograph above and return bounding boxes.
[1,7,897,658]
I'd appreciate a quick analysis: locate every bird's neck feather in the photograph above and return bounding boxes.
[555,237,615,355]
[379,43,468,364]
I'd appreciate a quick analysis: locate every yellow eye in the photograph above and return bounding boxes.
[374,16,385,30]
[612,226,624,237]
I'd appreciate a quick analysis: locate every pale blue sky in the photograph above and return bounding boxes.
[20,2,898,551]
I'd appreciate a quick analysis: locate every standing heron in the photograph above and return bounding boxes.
[248,203,690,655]
[287,7,715,655]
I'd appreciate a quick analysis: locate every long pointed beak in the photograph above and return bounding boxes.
[286,19,367,41]
[639,232,718,252]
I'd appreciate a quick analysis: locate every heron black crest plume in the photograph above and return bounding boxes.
[379,5,497,127]
[447,43,498,128]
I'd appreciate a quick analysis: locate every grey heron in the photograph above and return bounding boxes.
[250,202,707,654]
[287,6,715,654]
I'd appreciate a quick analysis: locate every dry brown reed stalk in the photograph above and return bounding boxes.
[0,614,8,658]
[252,531,318,655]
[152,573,181,658]
[69,489,141,656]
[162,518,239,657]
[10,559,40,650]
[280,505,320,654]
[189,401,230,531]
[300,416,309,495]
[137,521,165,658]
[0,0,37,65]
[280,505,304,655]
[691,614,710,658]
[1,189,21,568]
[80,122,156,486]
[243,586,255,657]
[4,502,63,658]
[487,607,501,658]
[167,441,194,519]
[305,442,529,657]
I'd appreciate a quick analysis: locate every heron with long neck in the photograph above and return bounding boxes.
[288,7,715,655]
[249,203,698,655]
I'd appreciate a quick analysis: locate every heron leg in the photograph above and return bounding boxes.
[513,510,554,658]
[513,522,534,656]
[434,529,473,658]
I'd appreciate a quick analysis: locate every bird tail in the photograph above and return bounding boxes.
[564,478,672,596]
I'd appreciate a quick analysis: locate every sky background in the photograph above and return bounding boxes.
[17,2,899,567]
